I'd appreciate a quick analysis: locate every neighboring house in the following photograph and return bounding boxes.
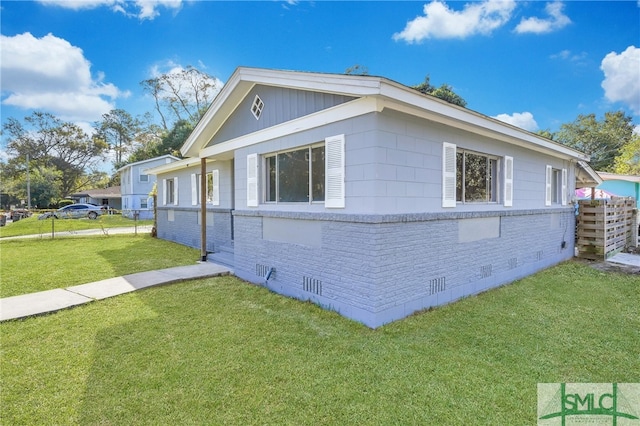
[596,172,640,208]
[69,186,121,210]
[117,155,180,219]
[148,67,600,328]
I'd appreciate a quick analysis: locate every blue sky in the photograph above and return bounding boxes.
[1,0,639,161]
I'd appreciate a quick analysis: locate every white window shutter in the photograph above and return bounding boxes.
[191,174,198,206]
[545,165,552,206]
[325,134,345,209]
[442,142,457,208]
[212,170,220,206]
[561,168,567,206]
[173,177,179,205]
[247,153,258,207]
[503,156,513,207]
[162,179,167,205]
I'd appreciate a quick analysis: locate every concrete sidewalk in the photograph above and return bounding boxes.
[0,262,231,321]
[0,225,153,240]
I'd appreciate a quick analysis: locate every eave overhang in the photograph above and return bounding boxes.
[182,67,592,165]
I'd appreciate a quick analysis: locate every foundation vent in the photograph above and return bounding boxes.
[508,257,518,270]
[428,277,446,295]
[481,265,493,278]
[303,276,322,295]
[536,250,544,261]
[256,264,271,278]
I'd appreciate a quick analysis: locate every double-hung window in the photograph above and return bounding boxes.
[456,149,498,203]
[265,144,325,203]
[545,165,567,206]
[442,142,512,207]
[163,178,177,205]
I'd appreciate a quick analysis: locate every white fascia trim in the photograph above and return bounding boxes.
[199,96,381,159]
[378,81,590,162]
[577,161,603,186]
[115,154,180,173]
[145,157,216,175]
[181,68,384,158]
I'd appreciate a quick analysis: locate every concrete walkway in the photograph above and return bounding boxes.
[0,225,153,240]
[607,252,640,267]
[0,262,231,321]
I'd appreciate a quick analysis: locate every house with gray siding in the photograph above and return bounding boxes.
[117,155,180,219]
[148,67,600,328]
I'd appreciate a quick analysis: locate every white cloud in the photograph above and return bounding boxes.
[600,45,640,115]
[38,0,182,20]
[493,112,539,132]
[550,49,587,63]
[515,1,571,34]
[0,32,127,122]
[392,0,516,42]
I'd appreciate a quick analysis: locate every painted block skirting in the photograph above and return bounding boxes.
[232,208,575,328]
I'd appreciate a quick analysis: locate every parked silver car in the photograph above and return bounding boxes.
[38,203,104,220]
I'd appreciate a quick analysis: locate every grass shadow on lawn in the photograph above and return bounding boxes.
[94,236,201,278]
[73,262,640,425]
[0,235,200,298]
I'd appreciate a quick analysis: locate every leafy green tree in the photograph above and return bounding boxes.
[2,112,108,200]
[95,109,141,169]
[554,111,635,172]
[345,64,369,75]
[141,66,221,131]
[413,76,467,107]
[613,133,640,175]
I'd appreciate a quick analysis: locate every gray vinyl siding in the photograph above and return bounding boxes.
[208,85,356,146]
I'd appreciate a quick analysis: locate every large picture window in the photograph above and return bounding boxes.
[265,144,325,203]
[456,149,498,203]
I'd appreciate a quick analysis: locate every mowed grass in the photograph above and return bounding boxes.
[0,214,153,238]
[1,261,638,425]
[0,235,200,297]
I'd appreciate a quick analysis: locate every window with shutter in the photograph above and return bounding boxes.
[545,165,553,206]
[325,134,345,209]
[162,179,167,205]
[504,156,513,207]
[561,168,567,206]
[191,174,198,206]
[212,170,220,206]
[442,142,456,208]
[247,153,258,207]
[173,177,178,205]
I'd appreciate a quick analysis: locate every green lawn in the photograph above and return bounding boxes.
[0,235,199,298]
[1,260,638,424]
[0,214,153,238]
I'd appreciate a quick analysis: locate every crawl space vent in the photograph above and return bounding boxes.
[428,277,446,295]
[303,276,322,295]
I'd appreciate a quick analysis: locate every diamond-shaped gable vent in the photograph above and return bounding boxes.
[251,95,264,120]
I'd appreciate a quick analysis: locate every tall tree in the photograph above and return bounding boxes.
[613,133,640,175]
[554,111,635,172]
[2,112,108,200]
[413,76,467,108]
[95,109,141,169]
[141,66,221,131]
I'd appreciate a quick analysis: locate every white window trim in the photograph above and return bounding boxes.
[191,174,199,206]
[545,165,553,206]
[325,134,345,209]
[442,142,456,208]
[247,153,258,207]
[211,170,220,206]
[503,156,513,207]
[561,168,567,206]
